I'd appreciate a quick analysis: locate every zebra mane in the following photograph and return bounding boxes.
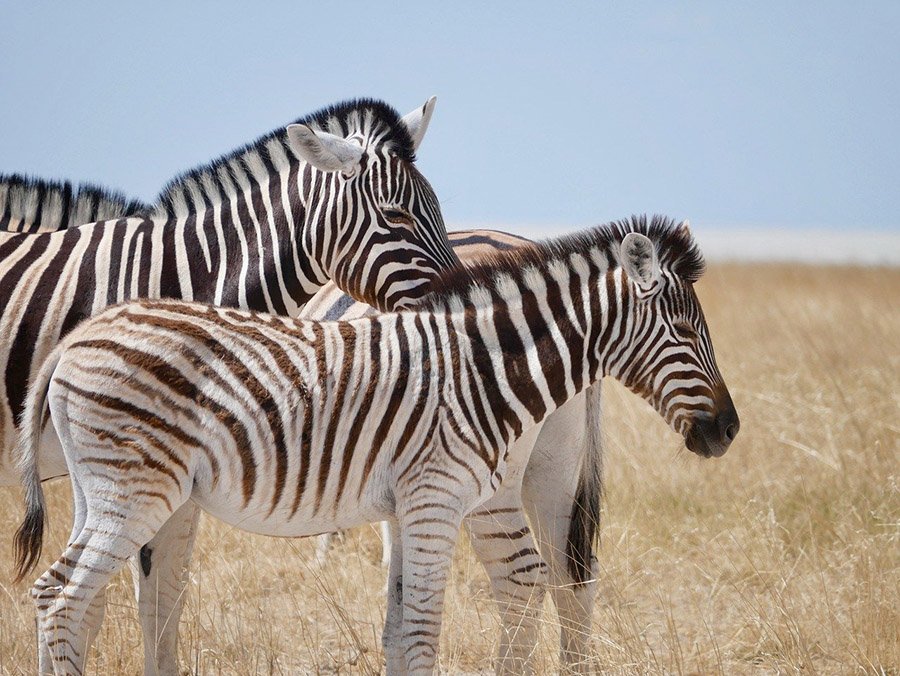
[153,98,416,218]
[422,215,706,309]
[0,173,151,230]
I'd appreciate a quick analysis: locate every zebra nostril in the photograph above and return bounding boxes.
[720,409,740,443]
[725,424,737,441]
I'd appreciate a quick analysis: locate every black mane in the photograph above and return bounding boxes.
[153,98,416,217]
[0,173,150,228]
[423,215,706,308]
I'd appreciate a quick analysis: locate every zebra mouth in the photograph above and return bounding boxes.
[685,421,730,458]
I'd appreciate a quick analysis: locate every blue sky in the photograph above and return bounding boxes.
[2,2,898,233]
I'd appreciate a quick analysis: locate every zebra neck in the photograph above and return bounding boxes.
[450,258,625,441]
[153,155,333,316]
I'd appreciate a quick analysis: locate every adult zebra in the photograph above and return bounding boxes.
[0,173,150,233]
[3,172,602,671]
[308,229,604,672]
[0,97,457,675]
[15,215,739,676]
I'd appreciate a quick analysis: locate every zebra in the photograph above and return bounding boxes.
[14,215,739,675]
[0,173,150,233]
[2,170,600,672]
[0,97,457,675]
[306,228,605,672]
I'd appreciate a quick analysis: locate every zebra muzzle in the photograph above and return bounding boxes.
[685,386,739,458]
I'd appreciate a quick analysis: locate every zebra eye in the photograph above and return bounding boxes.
[673,321,698,341]
[382,207,414,227]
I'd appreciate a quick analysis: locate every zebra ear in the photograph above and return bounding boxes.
[286,124,364,174]
[620,233,660,290]
[400,96,437,152]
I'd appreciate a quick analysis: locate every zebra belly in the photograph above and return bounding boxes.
[190,490,391,539]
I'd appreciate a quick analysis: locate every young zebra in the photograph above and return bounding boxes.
[15,215,739,675]
[306,229,604,672]
[0,98,456,675]
[0,173,150,233]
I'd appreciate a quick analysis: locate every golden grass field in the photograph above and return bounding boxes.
[0,262,897,674]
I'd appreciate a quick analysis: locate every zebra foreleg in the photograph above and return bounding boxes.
[466,487,548,676]
[396,500,464,675]
[130,501,201,676]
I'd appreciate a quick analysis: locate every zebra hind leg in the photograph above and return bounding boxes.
[32,480,183,674]
[32,519,140,674]
[34,466,90,674]
[130,500,201,676]
[466,491,548,676]
[522,386,604,675]
[314,531,339,567]
[317,523,391,568]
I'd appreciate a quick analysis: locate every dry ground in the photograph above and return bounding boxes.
[0,263,897,674]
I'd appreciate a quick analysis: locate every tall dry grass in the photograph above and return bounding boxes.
[0,263,897,674]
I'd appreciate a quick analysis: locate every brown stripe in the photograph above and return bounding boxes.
[358,317,409,499]
[314,323,358,513]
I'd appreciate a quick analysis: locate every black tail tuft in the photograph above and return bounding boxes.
[12,342,60,582]
[14,498,45,583]
[565,385,604,585]
[566,471,602,584]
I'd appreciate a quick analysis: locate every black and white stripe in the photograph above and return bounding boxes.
[0,97,455,485]
[1,97,456,675]
[15,215,739,675]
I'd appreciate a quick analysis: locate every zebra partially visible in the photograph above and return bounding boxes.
[15,215,739,675]
[307,228,604,671]
[1,97,457,675]
[0,173,149,233]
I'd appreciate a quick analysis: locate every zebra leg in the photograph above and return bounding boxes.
[466,487,548,676]
[32,537,115,675]
[380,520,392,567]
[397,502,464,674]
[314,532,337,566]
[35,590,105,674]
[317,524,390,567]
[131,501,201,676]
[521,387,603,674]
[35,462,95,674]
[33,493,177,675]
[381,519,407,675]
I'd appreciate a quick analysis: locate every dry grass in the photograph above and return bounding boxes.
[1,262,897,674]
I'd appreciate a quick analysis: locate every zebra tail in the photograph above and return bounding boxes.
[13,346,62,582]
[565,384,604,584]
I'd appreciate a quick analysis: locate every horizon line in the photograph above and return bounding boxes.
[448,222,900,266]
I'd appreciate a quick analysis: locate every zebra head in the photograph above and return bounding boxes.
[612,219,739,458]
[286,98,459,311]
